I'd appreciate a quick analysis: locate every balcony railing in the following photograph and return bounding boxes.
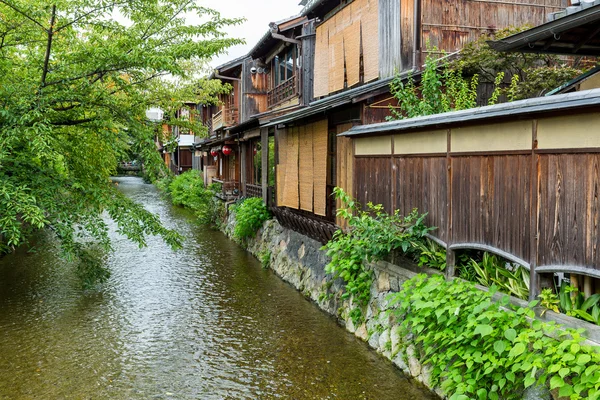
[212,178,240,200]
[212,106,239,131]
[268,75,297,108]
[245,183,263,198]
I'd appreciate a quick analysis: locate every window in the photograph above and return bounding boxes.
[272,45,297,87]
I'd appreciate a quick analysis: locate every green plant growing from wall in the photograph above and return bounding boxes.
[323,188,433,315]
[389,274,600,400]
[233,197,271,241]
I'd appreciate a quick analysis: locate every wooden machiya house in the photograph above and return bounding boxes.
[254,0,566,243]
[339,3,600,299]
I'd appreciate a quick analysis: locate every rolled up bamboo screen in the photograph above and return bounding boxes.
[299,125,314,212]
[313,120,328,216]
[313,0,379,97]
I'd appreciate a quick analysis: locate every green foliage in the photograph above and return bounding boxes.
[414,238,447,271]
[160,170,222,225]
[389,275,600,399]
[258,249,272,269]
[454,26,582,101]
[0,0,243,274]
[323,188,433,306]
[539,288,560,316]
[389,52,479,120]
[233,197,271,241]
[559,284,600,325]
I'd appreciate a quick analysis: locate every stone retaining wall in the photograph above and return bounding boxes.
[222,214,597,400]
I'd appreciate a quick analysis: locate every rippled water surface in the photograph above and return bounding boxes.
[0,177,435,399]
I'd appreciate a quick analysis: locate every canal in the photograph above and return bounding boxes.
[0,177,435,399]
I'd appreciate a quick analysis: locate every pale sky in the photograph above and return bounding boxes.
[199,0,303,68]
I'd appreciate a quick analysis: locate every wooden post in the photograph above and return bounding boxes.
[529,120,540,301]
[445,129,455,279]
[584,275,593,298]
[240,142,247,196]
[261,127,269,204]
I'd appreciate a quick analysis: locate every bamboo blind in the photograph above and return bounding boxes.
[329,28,345,93]
[299,125,314,212]
[344,21,361,87]
[314,26,329,98]
[276,129,288,206]
[283,127,300,209]
[362,0,379,82]
[336,123,354,227]
[313,0,379,97]
[313,120,328,216]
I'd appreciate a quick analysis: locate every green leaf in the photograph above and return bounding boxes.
[504,328,517,342]
[474,324,494,337]
[577,354,591,365]
[493,340,507,355]
[508,342,526,358]
[550,375,564,390]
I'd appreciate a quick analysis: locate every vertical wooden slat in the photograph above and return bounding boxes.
[313,119,329,216]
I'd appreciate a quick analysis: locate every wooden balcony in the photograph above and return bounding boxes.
[268,75,297,108]
[212,106,239,131]
[212,178,240,201]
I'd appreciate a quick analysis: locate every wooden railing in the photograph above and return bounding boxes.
[245,183,263,198]
[268,75,297,108]
[271,207,337,244]
[212,106,239,131]
[212,178,240,200]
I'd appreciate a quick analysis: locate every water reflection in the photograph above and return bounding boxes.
[0,177,436,399]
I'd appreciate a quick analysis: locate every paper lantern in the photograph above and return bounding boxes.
[222,145,232,156]
[210,149,218,157]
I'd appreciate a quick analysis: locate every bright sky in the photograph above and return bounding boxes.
[198,0,303,68]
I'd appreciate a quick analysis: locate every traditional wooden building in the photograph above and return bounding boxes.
[259,0,565,243]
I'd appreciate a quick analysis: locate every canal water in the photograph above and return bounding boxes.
[0,177,435,400]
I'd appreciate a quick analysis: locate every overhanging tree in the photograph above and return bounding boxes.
[0,0,242,279]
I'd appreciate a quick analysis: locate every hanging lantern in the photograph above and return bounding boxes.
[222,145,232,156]
[253,146,258,155]
[210,149,218,157]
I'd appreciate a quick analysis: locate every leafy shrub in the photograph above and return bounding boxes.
[389,274,600,400]
[559,284,600,325]
[324,188,432,307]
[414,238,447,271]
[233,197,271,241]
[158,171,223,225]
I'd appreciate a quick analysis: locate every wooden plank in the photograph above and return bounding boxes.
[313,119,329,216]
[299,125,314,212]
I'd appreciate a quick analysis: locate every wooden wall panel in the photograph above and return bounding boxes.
[451,155,531,262]
[396,157,448,242]
[537,154,600,271]
[329,24,345,93]
[379,0,402,78]
[354,157,392,213]
[337,124,355,227]
[420,0,564,57]
[400,0,415,71]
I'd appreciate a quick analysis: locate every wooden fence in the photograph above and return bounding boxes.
[351,114,600,297]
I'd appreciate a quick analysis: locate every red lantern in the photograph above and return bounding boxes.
[222,145,232,156]
[253,146,258,155]
[210,149,218,157]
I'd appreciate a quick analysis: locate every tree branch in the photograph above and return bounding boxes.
[55,1,127,33]
[50,118,95,126]
[41,5,56,88]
